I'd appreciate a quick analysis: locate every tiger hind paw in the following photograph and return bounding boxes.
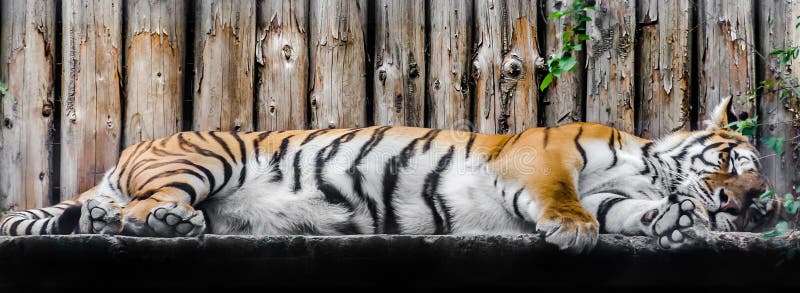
[79,197,123,234]
[131,202,206,237]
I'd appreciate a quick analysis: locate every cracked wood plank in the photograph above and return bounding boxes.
[256,0,308,131]
[635,0,691,139]
[543,0,584,127]
[61,0,123,200]
[586,0,635,133]
[756,0,800,202]
[309,0,367,129]
[427,0,472,130]
[372,0,425,127]
[124,0,185,146]
[193,0,256,132]
[696,0,756,126]
[473,0,542,134]
[0,0,56,212]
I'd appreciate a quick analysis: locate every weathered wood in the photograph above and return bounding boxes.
[585,0,635,132]
[309,0,367,129]
[427,0,472,130]
[193,0,256,131]
[372,0,425,127]
[0,0,56,211]
[472,0,542,134]
[256,0,308,131]
[124,0,185,146]
[696,0,756,126]
[756,0,800,199]
[543,0,584,127]
[61,0,123,200]
[635,0,691,139]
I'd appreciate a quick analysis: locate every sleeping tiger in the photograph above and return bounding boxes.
[0,97,776,253]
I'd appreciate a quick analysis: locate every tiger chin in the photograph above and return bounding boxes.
[0,97,778,254]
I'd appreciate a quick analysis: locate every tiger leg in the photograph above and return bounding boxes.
[119,191,206,237]
[581,193,710,249]
[529,178,599,254]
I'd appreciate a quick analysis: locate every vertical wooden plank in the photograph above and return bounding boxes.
[543,0,585,126]
[635,0,691,139]
[0,0,55,211]
[372,0,425,127]
[756,0,800,198]
[585,0,635,133]
[61,0,123,200]
[427,0,472,130]
[697,0,756,125]
[309,0,367,129]
[256,0,308,131]
[124,0,185,146]
[472,0,542,134]
[193,0,256,131]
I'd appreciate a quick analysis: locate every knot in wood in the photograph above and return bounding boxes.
[3,118,11,129]
[327,121,336,129]
[282,44,293,60]
[39,172,45,180]
[502,56,524,79]
[433,79,440,90]
[378,69,387,82]
[41,100,54,117]
[311,96,318,108]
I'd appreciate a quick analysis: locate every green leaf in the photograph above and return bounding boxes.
[560,57,577,72]
[540,73,554,91]
[786,201,800,214]
[785,193,795,204]
[578,34,590,41]
[763,229,781,238]
[796,185,800,193]
[759,190,776,201]
[760,136,784,155]
[763,221,790,238]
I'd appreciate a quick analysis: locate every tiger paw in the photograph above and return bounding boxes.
[536,208,599,254]
[79,197,123,234]
[647,198,710,249]
[141,202,206,237]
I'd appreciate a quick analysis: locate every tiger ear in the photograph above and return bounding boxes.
[705,96,739,131]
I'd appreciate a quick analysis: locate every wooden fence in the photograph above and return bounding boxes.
[0,0,798,214]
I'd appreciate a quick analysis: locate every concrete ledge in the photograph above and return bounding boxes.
[1,232,799,289]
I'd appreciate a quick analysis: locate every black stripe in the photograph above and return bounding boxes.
[512,188,525,219]
[381,157,401,234]
[8,219,22,236]
[641,142,654,157]
[421,146,455,234]
[126,158,159,194]
[575,126,587,171]
[422,129,442,153]
[253,131,273,163]
[348,127,389,232]
[136,168,206,191]
[312,130,362,234]
[208,131,238,164]
[142,182,198,205]
[142,159,216,195]
[292,150,303,193]
[117,141,152,196]
[39,218,52,235]
[465,132,477,159]
[56,204,81,234]
[607,130,618,170]
[489,136,513,161]
[597,197,626,234]
[24,220,35,235]
[615,129,622,148]
[151,147,183,157]
[268,135,294,183]
[301,129,331,145]
[178,133,232,196]
[39,209,54,217]
[543,127,551,148]
[231,131,248,187]
[690,142,725,167]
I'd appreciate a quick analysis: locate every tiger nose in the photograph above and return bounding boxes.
[718,189,741,213]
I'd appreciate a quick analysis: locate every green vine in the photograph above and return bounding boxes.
[539,0,595,91]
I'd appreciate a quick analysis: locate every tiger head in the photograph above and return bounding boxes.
[658,97,778,232]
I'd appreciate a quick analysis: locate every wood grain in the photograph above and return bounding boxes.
[427,0,472,130]
[0,0,56,211]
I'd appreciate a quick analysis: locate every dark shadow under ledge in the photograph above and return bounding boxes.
[0,232,799,289]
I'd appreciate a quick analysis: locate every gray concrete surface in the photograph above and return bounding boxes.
[0,232,798,289]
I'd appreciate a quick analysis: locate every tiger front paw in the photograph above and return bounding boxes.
[536,207,599,254]
[646,198,710,249]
